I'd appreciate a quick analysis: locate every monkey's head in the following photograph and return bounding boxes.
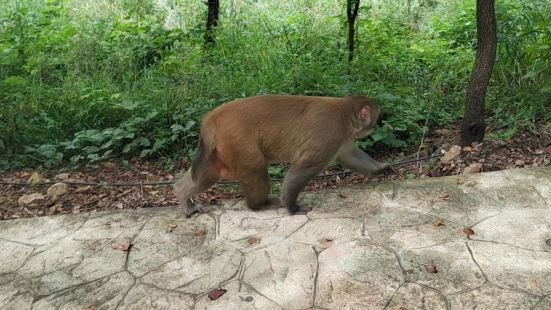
[347,95,381,138]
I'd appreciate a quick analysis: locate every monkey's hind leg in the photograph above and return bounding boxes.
[173,168,219,218]
[239,168,280,211]
[280,164,325,215]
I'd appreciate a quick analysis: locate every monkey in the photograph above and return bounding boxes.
[174,94,390,218]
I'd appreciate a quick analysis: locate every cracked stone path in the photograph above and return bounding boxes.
[1,167,550,309]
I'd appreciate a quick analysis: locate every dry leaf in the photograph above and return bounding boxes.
[543,145,551,154]
[208,289,227,300]
[88,242,97,251]
[440,145,461,164]
[195,228,205,236]
[48,203,63,215]
[247,236,261,245]
[27,172,45,184]
[463,163,483,174]
[432,219,444,226]
[514,159,525,166]
[463,227,475,236]
[18,193,45,207]
[462,146,472,152]
[466,180,477,187]
[47,182,68,199]
[338,191,348,198]
[75,185,92,193]
[111,242,132,251]
[425,261,438,273]
[457,178,464,185]
[438,194,449,202]
[54,173,70,181]
[166,223,178,233]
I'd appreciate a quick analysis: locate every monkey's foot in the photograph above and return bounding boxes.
[184,204,209,218]
[289,204,313,215]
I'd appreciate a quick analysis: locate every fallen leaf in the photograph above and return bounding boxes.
[208,289,227,300]
[27,172,45,184]
[440,145,461,164]
[88,242,97,251]
[463,227,475,236]
[438,194,449,202]
[54,173,70,181]
[462,146,472,152]
[432,219,444,226]
[166,223,178,233]
[338,191,348,198]
[463,163,483,174]
[425,261,438,273]
[48,203,63,215]
[247,236,261,245]
[195,228,206,236]
[111,241,132,251]
[543,145,551,154]
[466,180,477,187]
[47,182,68,199]
[434,128,450,136]
[457,178,464,185]
[319,237,334,248]
[514,159,525,166]
[18,193,45,207]
[75,186,92,193]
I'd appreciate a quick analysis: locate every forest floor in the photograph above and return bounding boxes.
[1,121,550,220]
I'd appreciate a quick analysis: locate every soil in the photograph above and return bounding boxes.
[1,121,550,220]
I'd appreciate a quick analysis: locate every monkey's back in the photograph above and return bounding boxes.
[202,95,350,164]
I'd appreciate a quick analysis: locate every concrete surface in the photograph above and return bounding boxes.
[0,167,550,310]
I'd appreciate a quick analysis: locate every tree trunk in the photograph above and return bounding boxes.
[347,0,360,64]
[204,0,220,45]
[460,0,497,146]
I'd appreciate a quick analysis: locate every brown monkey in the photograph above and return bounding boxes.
[174,95,389,217]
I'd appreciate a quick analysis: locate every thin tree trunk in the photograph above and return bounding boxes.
[460,0,497,146]
[347,0,360,64]
[204,0,220,46]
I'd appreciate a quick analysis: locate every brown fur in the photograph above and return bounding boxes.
[174,95,388,217]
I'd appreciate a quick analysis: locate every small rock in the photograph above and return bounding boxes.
[515,159,525,167]
[18,193,45,207]
[27,172,45,184]
[47,182,68,199]
[244,296,254,302]
[54,173,70,181]
[463,163,483,174]
[440,145,461,164]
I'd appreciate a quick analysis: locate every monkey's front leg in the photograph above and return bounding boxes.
[280,164,325,214]
[336,142,390,177]
[174,169,218,218]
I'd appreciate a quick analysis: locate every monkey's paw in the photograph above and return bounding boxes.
[290,204,313,215]
[184,204,210,218]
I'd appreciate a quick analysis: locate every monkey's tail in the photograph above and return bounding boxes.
[191,124,216,182]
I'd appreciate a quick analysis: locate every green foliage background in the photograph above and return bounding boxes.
[0,0,549,169]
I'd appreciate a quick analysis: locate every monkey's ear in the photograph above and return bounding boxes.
[360,105,371,122]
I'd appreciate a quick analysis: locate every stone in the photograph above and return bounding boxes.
[54,173,70,181]
[315,240,403,308]
[244,241,317,309]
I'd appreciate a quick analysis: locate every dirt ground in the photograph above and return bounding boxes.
[1,122,550,220]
